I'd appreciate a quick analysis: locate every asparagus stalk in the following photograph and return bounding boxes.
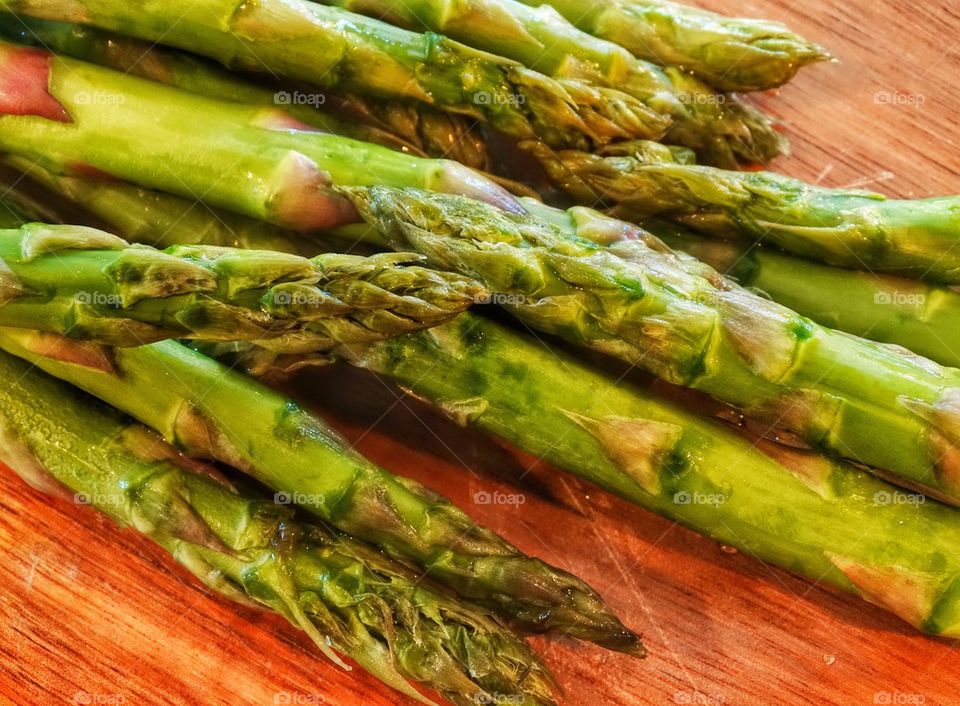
[518,0,830,92]
[0,349,557,706]
[6,15,782,172]
[0,222,483,349]
[526,140,960,284]
[3,157,317,253]
[0,40,525,229]
[314,0,787,165]
[0,0,664,151]
[338,313,960,638]
[0,327,641,653]
[337,185,960,505]
[20,170,960,639]
[651,223,960,369]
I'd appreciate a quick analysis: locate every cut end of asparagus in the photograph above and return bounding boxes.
[0,42,71,122]
[826,553,945,634]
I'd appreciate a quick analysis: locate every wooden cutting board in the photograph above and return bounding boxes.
[2,1,960,704]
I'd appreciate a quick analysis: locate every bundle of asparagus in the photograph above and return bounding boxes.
[0,16,522,178]
[2,0,959,703]
[9,167,960,643]
[0,38,526,228]
[338,186,960,502]
[0,348,558,705]
[311,0,787,165]
[0,0,667,151]
[0,325,642,653]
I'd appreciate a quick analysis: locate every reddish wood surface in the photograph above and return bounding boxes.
[2,1,960,704]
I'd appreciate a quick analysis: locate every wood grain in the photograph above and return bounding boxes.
[2,1,960,704]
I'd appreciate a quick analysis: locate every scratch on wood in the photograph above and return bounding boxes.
[22,553,39,589]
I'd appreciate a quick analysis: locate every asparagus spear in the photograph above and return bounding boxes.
[338,313,960,638]
[0,327,641,653]
[314,0,787,165]
[0,222,483,349]
[0,349,557,706]
[320,92,491,173]
[517,0,830,92]
[651,223,960,369]
[19,171,960,639]
[6,162,319,253]
[0,40,524,229]
[336,185,960,505]
[0,0,664,151]
[526,140,960,284]
[1,156,322,254]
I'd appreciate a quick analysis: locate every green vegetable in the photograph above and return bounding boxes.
[518,0,830,92]
[652,223,960,368]
[0,186,643,649]
[339,313,960,639]
[314,0,787,165]
[0,348,557,706]
[338,185,960,506]
[2,156,315,253]
[21,168,960,638]
[527,140,960,284]
[0,0,663,150]
[0,222,483,349]
[8,54,955,507]
[0,327,641,653]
